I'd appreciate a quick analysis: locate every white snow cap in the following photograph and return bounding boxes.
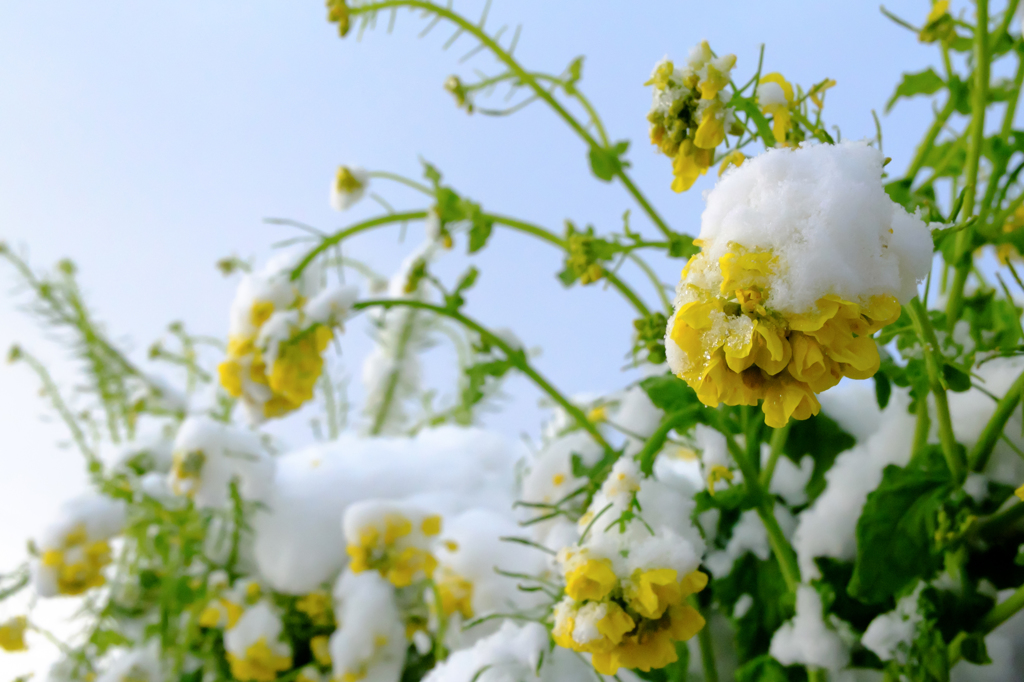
[96,642,163,682]
[770,585,851,673]
[697,141,932,312]
[421,621,549,682]
[793,390,915,579]
[35,493,127,552]
[168,416,273,509]
[224,600,292,662]
[253,426,521,594]
[861,583,925,664]
[330,570,406,682]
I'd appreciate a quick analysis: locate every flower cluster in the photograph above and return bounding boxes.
[223,601,294,682]
[551,460,707,675]
[646,41,738,191]
[666,142,932,427]
[217,253,357,422]
[31,494,126,597]
[343,500,443,588]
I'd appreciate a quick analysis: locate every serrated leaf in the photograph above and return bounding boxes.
[886,68,945,111]
[849,464,952,603]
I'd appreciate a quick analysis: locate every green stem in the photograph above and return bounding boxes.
[291,211,428,280]
[979,51,1024,220]
[730,426,802,592]
[907,96,957,180]
[807,669,828,682]
[626,253,672,313]
[351,298,613,453]
[697,608,720,682]
[367,170,433,195]
[350,0,676,240]
[912,393,931,457]
[947,0,990,323]
[979,499,1024,539]
[759,422,792,489]
[906,298,965,481]
[291,209,653,318]
[756,503,801,593]
[369,306,420,435]
[981,581,1024,632]
[636,410,696,475]
[968,370,1024,471]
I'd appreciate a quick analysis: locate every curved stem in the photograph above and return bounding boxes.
[369,306,420,435]
[367,170,433,195]
[969,370,1024,472]
[291,211,429,280]
[906,96,957,180]
[349,0,676,240]
[351,298,614,453]
[626,253,672,313]
[759,422,792,489]
[729,424,802,592]
[947,0,989,323]
[906,298,965,482]
[981,581,1024,632]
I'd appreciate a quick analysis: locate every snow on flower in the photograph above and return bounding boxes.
[647,41,738,191]
[224,600,293,682]
[31,493,126,597]
[168,415,274,509]
[218,250,357,423]
[552,459,707,675]
[666,141,932,427]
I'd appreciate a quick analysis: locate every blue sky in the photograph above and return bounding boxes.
[0,0,950,672]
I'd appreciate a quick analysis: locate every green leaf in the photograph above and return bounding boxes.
[949,631,991,665]
[92,628,131,654]
[849,464,953,603]
[467,215,493,254]
[886,68,945,112]
[884,177,914,209]
[734,654,789,682]
[874,371,892,409]
[732,98,776,148]
[941,363,971,392]
[668,234,699,259]
[556,267,578,287]
[640,374,700,413]
[588,141,630,182]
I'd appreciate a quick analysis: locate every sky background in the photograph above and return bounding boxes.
[0,0,972,675]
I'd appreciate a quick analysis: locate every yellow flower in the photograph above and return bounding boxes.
[718,150,745,176]
[227,638,293,682]
[706,465,734,496]
[0,616,28,652]
[326,0,352,37]
[668,247,900,428]
[699,52,737,100]
[810,79,837,109]
[625,568,681,619]
[919,1,955,43]
[296,591,333,626]
[1016,484,1024,502]
[437,570,474,619]
[565,558,618,603]
[759,73,794,144]
[346,514,438,588]
[40,525,113,596]
[268,325,333,409]
[671,140,713,193]
[694,101,726,150]
[310,635,332,667]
